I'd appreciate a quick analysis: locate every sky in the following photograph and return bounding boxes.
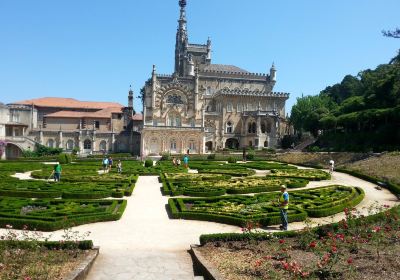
[0,0,399,115]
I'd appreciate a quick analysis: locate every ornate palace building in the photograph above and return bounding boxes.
[141,0,290,156]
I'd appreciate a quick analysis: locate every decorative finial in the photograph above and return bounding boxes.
[179,0,187,8]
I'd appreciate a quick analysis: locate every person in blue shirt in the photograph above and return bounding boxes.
[183,154,189,169]
[279,185,289,231]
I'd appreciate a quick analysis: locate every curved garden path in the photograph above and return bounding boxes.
[3,168,399,279]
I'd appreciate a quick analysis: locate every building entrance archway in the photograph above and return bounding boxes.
[5,143,23,159]
[225,138,239,149]
[205,141,213,152]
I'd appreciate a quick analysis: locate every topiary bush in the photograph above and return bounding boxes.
[57,153,72,164]
[144,159,153,167]
[246,151,255,160]
[207,154,216,160]
[227,156,237,163]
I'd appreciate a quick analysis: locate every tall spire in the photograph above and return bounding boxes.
[175,0,188,75]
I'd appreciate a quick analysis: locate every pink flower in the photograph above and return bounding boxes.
[373,226,381,232]
[331,246,338,253]
[254,260,262,267]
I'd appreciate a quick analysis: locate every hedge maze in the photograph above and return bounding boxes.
[0,161,135,230]
[163,160,364,226]
[0,197,126,231]
[168,186,365,226]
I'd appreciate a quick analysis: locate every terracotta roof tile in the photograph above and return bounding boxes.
[44,107,122,119]
[12,97,123,109]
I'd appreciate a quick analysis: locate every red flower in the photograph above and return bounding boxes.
[309,241,317,248]
[331,246,338,253]
[254,260,262,267]
[281,261,289,270]
[373,226,381,232]
[383,204,390,208]
[279,239,285,244]
[347,257,353,264]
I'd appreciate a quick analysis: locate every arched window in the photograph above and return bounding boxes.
[248,122,256,134]
[261,123,266,134]
[170,139,177,151]
[84,139,92,150]
[99,140,107,151]
[168,112,181,127]
[226,102,233,112]
[47,139,54,148]
[267,122,272,133]
[188,140,196,152]
[66,140,74,150]
[252,122,257,133]
[226,121,233,134]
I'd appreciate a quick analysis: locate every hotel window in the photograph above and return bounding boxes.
[170,139,177,151]
[237,103,242,112]
[226,121,233,134]
[190,118,195,127]
[95,121,100,129]
[226,102,233,112]
[47,139,55,148]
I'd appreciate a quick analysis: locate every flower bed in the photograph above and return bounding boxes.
[0,197,127,231]
[168,185,364,226]
[269,168,331,180]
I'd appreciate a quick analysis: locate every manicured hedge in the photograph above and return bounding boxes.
[1,240,93,250]
[168,185,364,226]
[161,174,309,197]
[269,169,331,180]
[0,198,127,231]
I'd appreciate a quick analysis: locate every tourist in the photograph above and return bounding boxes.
[279,185,289,231]
[108,157,113,172]
[176,158,181,166]
[242,147,247,162]
[102,157,109,173]
[172,157,177,166]
[183,154,189,169]
[53,163,62,182]
[329,159,335,173]
[117,160,122,173]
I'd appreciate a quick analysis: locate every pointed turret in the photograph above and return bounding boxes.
[270,62,277,82]
[128,85,134,108]
[175,0,188,75]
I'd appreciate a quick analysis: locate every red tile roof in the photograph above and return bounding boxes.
[45,107,122,119]
[12,97,124,109]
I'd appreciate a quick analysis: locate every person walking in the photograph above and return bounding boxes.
[108,157,113,172]
[117,160,122,173]
[102,157,109,173]
[53,163,62,182]
[242,147,247,162]
[183,154,189,169]
[279,185,289,231]
[329,159,335,173]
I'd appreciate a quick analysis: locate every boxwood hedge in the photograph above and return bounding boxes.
[168,185,364,226]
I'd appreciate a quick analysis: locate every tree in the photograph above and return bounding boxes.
[382,28,400,38]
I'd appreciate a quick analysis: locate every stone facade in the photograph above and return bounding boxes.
[2,95,142,159]
[141,0,289,156]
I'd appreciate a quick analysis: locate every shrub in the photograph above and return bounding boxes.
[57,153,72,164]
[144,159,153,167]
[246,151,255,160]
[207,154,216,160]
[227,156,237,163]
[160,152,171,161]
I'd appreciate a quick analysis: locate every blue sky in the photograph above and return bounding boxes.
[0,0,398,114]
